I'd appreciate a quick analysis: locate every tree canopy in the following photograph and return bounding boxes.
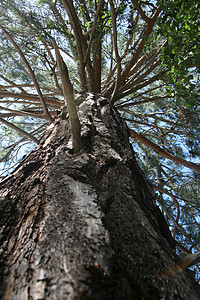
[0,0,200,279]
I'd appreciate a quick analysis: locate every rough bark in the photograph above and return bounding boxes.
[0,94,199,300]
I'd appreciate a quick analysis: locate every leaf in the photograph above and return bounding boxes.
[184,23,191,31]
[168,36,173,44]
[172,48,176,54]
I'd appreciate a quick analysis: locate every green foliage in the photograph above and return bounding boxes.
[157,0,200,106]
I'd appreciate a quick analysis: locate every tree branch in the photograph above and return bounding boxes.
[0,25,53,122]
[0,117,39,144]
[84,0,103,67]
[120,59,161,94]
[116,70,165,100]
[0,91,61,107]
[108,0,122,104]
[53,39,81,153]
[121,6,161,81]
[116,95,170,109]
[61,0,95,91]
[131,0,150,23]
[152,185,180,237]
[157,251,200,278]
[0,105,50,119]
[0,74,27,94]
[130,129,200,173]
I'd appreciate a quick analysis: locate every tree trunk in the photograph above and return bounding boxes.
[0,93,199,299]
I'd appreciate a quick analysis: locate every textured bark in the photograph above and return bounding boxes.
[0,94,199,299]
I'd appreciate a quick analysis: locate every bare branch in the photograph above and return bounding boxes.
[0,116,39,144]
[0,105,50,119]
[116,95,170,109]
[130,129,200,173]
[156,198,199,252]
[120,13,139,60]
[0,91,62,107]
[121,6,161,81]
[132,0,150,23]
[0,25,53,122]
[120,59,161,94]
[156,251,200,278]
[117,70,165,100]
[152,185,180,237]
[0,74,27,94]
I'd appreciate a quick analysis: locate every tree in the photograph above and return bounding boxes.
[0,0,200,298]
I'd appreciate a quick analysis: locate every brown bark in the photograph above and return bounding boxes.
[131,0,150,23]
[0,94,199,299]
[84,0,103,68]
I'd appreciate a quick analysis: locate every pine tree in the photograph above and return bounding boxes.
[0,0,200,298]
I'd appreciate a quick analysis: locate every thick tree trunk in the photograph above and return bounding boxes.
[0,94,199,299]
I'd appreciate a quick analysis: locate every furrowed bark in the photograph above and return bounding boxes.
[0,94,199,300]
